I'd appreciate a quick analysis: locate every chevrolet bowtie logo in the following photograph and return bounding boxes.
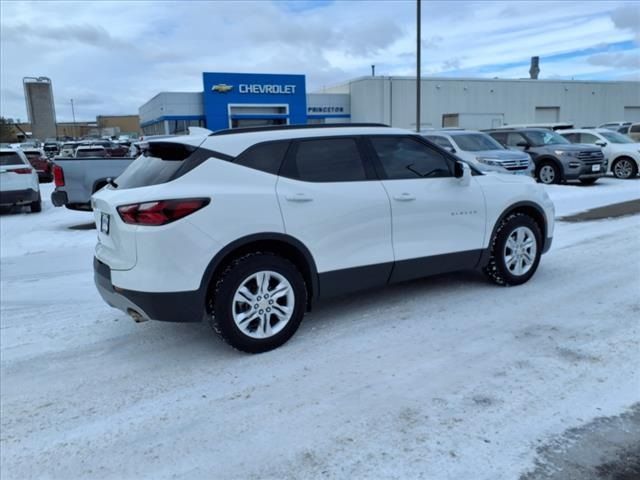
[212,84,233,93]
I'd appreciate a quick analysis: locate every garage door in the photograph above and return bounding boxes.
[535,107,559,123]
[624,107,640,122]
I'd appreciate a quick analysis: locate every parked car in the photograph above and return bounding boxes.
[616,123,640,142]
[51,154,135,211]
[42,140,60,157]
[598,121,631,131]
[422,130,532,175]
[90,140,129,157]
[559,128,640,179]
[75,146,108,158]
[21,148,53,182]
[491,123,574,131]
[91,124,555,353]
[59,142,79,157]
[486,128,607,185]
[0,148,41,212]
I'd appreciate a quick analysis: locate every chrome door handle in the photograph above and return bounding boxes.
[285,193,313,202]
[393,193,416,201]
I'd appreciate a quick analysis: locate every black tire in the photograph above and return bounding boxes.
[611,157,638,179]
[30,194,42,213]
[536,161,561,185]
[209,252,307,353]
[484,213,542,286]
[579,178,598,185]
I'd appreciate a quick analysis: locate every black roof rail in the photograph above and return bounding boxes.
[209,123,390,136]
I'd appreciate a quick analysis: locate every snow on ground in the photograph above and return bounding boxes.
[1,179,639,479]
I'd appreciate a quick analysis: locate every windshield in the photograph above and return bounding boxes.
[452,133,503,151]
[524,130,569,146]
[600,131,634,144]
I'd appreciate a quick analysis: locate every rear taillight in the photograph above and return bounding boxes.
[13,168,33,174]
[53,165,65,186]
[117,198,210,226]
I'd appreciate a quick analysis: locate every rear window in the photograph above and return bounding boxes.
[24,151,41,159]
[115,142,220,189]
[0,152,25,166]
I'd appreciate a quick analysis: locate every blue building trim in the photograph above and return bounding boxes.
[203,72,307,130]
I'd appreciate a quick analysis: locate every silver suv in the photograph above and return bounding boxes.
[486,128,606,185]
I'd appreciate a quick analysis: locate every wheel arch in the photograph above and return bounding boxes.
[199,233,319,311]
[479,201,548,268]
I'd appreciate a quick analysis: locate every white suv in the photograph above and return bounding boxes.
[92,125,555,353]
[0,148,41,212]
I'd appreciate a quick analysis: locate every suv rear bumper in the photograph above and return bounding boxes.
[94,257,205,323]
[0,188,39,206]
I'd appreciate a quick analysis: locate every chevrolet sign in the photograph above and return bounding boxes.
[212,84,233,93]
[239,84,296,94]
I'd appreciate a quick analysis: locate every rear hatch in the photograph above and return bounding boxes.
[91,139,215,271]
[0,151,34,192]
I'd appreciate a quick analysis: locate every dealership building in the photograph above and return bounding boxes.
[139,72,640,135]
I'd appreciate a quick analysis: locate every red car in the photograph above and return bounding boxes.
[90,141,129,158]
[21,149,53,183]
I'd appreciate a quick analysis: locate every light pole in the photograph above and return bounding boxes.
[70,98,77,139]
[416,0,421,132]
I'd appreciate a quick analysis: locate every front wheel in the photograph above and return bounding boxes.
[536,161,560,185]
[484,213,542,286]
[209,252,307,353]
[611,157,638,179]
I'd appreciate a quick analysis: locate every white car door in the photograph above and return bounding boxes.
[276,137,394,297]
[368,135,487,283]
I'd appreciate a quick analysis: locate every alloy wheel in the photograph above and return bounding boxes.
[614,159,634,179]
[539,165,556,184]
[503,226,538,276]
[232,270,295,339]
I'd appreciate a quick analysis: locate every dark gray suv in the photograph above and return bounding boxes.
[486,128,607,185]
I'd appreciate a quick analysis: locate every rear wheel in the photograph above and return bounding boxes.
[536,161,560,185]
[30,194,42,213]
[484,213,542,286]
[209,252,307,353]
[579,178,598,185]
[611,157,637,179]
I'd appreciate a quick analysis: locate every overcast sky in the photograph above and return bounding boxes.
[1,0,638,122]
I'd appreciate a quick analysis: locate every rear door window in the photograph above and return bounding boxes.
[284,138,367,182]
[0,152,25,166]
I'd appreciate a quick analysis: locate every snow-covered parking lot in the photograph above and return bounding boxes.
[1,179,639,479]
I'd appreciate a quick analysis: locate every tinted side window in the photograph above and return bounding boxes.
[489,132,507,146]
[631,124,640,133]
[235,141,289,175]
[291,138,366,182]
[370,136,451,180]
[426,136,453,149]
[562,133,579,143]
[506,132,526,147]
[580,133,599,144]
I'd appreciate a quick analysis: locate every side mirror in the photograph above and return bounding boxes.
[516,141,530,149]
[595,140,607,147]
[455,161,471,186]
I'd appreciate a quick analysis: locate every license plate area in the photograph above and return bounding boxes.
[591,164,601,172]
[100,213,110,234]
